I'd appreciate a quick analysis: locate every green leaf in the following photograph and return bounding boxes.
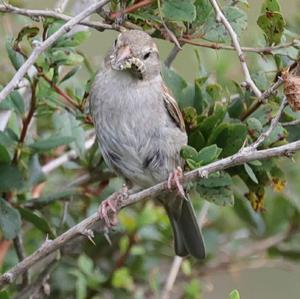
[197,185,234,206]
[112,267,134,291]
[0,197,21,239]
[78,254,94,276]
[198,172,232,188]
[50,49,83,66]
[263,124,287,147]
[10,90,25,115]
[29,136,74,152]
[27,155,46,187]
[181,145,198,161]
[206,83,222,101]
[230,289,240,299]
[204,7,247,42]
[60,66,81,84]
[0,145,10,163]
[0,291,10,299]
[6,37,25,70]
[54,31,91,48]
[197,144,222,165]
[247,117,263,138]
[244,163,259,184]
[162,0,196,22]
[208,123,247,157]
[0,164,23,192]
[261,0,281,12]
[194,0,212,26]
[161,65,188,105]
[18,208,56,238]
[15,26,39,45]
[184,279,202,299]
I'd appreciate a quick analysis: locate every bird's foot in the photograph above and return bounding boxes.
[99,184,129,228]
[167,167,186,198]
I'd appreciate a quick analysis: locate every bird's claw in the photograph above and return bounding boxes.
[167,167,186,198]
[98,185,128,228]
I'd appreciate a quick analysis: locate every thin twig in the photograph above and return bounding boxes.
[249,96,287,149]
[282,119,300,127]
[0,0,111,103]
[209,0,262,97]
[164,44,182,68]
[1,140,300,289]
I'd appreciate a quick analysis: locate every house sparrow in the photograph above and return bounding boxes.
[89,30,205,259]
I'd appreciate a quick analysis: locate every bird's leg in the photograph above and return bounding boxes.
[167,166,186,198]
[99,184,129,228]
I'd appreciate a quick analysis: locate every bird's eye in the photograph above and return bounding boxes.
[143,52,151,60]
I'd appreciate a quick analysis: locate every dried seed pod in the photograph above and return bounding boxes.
[283,68,300,112]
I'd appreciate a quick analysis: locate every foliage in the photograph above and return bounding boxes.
[0,0,300,298]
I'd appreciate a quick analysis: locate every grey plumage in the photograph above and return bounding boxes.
[90,30,205,259]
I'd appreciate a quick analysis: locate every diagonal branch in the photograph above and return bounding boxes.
[209,0,262,97]
[1,140,300,289]
[0,0,110,103]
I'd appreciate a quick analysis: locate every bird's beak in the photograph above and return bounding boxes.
[111,45,132,70]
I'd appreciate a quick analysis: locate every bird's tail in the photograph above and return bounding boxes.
[164,196,206,259]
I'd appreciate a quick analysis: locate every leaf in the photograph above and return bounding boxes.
[198,172,232,188]
[204,7,247,43]
[181,145,198,161]
[60,66,81,84]
[161,64,188,105]
[184,279,202,299]
[244,163,259,184]
[208,123,247,157]
[0,164,23,192]
[194,0,212,26]
[54,31,91,48]
[263,124,287,147]
[78,254,94,276]
[29,136,74,152]
[162,0,196,22]
[230,289,240,299]
[0,291,10,299]
[6,37,25,70]
[246,117,263,138]
[15,26,39,45]
[10,90,25,115]
[0,197,21,240]
[112,267,134,291]
[197,185,234,206]
[18,208,56,238]
[49,49,84,66]
[27,155,46,187]
[0,145,10,163]
[196,144,222,165]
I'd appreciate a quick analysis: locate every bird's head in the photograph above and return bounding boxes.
[108,30,160,80]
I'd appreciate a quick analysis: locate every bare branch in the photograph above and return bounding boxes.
[282,119,300,127]
[1,140,300,289]
[209,0,262,97]
[164,45,182,68]
[249,96,287,149]
[0,0,110,103]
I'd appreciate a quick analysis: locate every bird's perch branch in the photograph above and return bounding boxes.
[0,0,110,103]
[1,140,300,289]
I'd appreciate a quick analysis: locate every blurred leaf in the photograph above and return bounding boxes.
[230,289,240,299]
[198,172,232,188]
[247,117,263,139]
[50,49,84,66]
[0,145,10,163]
[263,124,287,147]
[54,31,91,48]
[194,0,212,26]
[78,254,94,276]
[0,164,23,192]
[15,26,39,46]
[27,154,46,187]
[0,197,21,240]
[18,208,56,238]
[184,279,201,299]
[6,37,25,70]
[204,7,247,42]
[112,268,134,291]
[0,291,9,299]
[257,0,285,45]
[181,145,198,161]
[60,66,81,84]
[197,185,234,206]
[206,83,222,101]
[244,163,259,184]
[162,0,196,22]
[29,136,74,152]
[208,123,247,157]
[196,144,222,165]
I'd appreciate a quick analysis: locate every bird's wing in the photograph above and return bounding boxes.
[162,83,185,131]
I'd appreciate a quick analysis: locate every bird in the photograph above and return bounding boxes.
[89,30,205,259]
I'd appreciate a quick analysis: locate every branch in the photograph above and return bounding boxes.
[1,140,300,289]
[164,45,182,68]
[249,96,287,149]
[0,3,116,32]
[0,0,110,103]
[282,119,300,127]
[209,0,262,97]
